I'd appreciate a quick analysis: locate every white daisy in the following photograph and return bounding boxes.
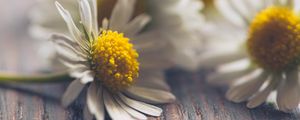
[52,0,175,119]
[201,0,300,112]
[29,0,206,71]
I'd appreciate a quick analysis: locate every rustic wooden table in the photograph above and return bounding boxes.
[1,0,300,120]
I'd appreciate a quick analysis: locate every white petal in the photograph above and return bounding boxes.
[69,66,90,78]
[87,83,105,120]
[208,67,254,85]
[88,0,98,36]
[51,34,87,59]
[84,105,94,120]
[80,0,92,33]
[103,90,134,120]
[109,0,136,31]
[247,75,281,108]
[198,51,246,68]
[61,79,85,107]
[277,70,300,112]
[58,57,88,69]
[81,71,95,84]
[123,14,151,37]
[55,1,89,49]
[217,59,251,73]
[114,95,147,120]
[53,39,83,61]
[125,86,176,104]
[119,93,162,116]
[226,71,269,103]
[51,34,77,47]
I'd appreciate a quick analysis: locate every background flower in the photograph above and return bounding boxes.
[202,0,300,112]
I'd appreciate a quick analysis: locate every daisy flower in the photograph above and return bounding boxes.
[29,0,206,71]
[202,0,300,111]
[52,0,175,119]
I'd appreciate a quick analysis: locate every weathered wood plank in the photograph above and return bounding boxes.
[1,0,300,120]
[165,69,300,120]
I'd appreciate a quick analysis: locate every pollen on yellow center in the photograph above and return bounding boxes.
[91,30,139,91]
[247,6,300,71]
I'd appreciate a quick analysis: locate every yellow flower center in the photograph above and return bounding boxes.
[247,6,300,71]
[91,30,139,91]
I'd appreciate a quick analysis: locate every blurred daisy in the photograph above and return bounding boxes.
[29,0,206,71]
[146,0,206,70]
[203,0,300,111]
[52,0,175,119]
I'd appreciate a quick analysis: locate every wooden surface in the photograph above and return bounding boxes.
[1,1,300,120]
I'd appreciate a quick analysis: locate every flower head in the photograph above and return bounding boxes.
[30,0,207,71]
[203,0,300,112]
[247,6,300,71]
[92,30,139,91]
[51,0,175,119]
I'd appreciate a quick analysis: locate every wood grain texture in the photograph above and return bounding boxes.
[1,0,300,120]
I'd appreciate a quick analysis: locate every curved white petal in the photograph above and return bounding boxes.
[123,14,151,37]
[87,83,105,120]
[109,0,136,31]
[208,67,254,85]
[226,71,269,103]
[84,105,94,120]
[125,86,176,104]
[198,50,246,68]
[61,79,85,107]
[247,74,281,108]
[119,93,162,116]
[79,0,92,33]
[80,71,95,84]
[51,34,87,59]
[277,70,300,112]
[88,0,98,36]
[114,95,147,120]
[103,90,134,120]
[69,66,90,78]
[55,1,89,50]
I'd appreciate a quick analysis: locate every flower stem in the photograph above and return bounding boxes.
[0,71,73,83]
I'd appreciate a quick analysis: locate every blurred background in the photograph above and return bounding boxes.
[0,0,42,73]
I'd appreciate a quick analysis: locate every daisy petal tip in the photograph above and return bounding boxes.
[154,107,163,116]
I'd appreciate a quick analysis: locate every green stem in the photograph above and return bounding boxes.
[0,71,73,83]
